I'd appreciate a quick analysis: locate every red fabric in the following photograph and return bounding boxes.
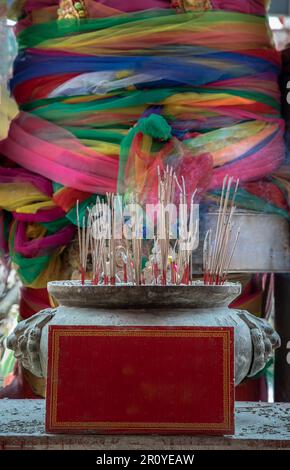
[240,48,281,66]
[243,181,289,211]
[0,288,50,399]
[230,278,258,309]
[236,377,268,402]
[19,286,51,320]
[0,363,40,399]
[53,187,92,212]
[14,73,79,104]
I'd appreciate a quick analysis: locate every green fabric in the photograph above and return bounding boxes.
[9,229,50,285]
[0,349,15,382]
[118,121,140,193]
[21,87,278,115]
[52,183,103,227]
[138,114,172,140]
[118,113,172,193]
[41,217,70,233]
[22,89,176,116]
[17,10,264,50]
[53,182,64,193]
[18,10,176,49]
[12,250,51,285]
[251,357,274,380]
[63,127,125,144]
[66,194,101,227]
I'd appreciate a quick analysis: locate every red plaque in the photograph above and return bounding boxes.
[46,326,234,435]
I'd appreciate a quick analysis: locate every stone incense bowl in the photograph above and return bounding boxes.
[7,281,280,385]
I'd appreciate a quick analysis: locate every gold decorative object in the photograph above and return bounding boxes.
[172,0,212,11]
[57,0,88,20]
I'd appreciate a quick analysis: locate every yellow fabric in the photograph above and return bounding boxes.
[16,201,56,214]
[25,223,46,240]
[0,85,18,141]
[22,367,46,398]
[0,183,51,212]
[25,248,65,289]
[79,139,120,156]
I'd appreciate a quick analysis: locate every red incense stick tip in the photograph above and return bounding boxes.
[80,267,85,286]
[124,265,128,284]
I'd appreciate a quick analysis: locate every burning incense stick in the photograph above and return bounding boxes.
[203,176,240,285]
[76,200,91,285]
[76,167,201,286]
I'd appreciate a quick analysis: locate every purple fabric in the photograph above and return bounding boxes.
[211,0,266,15]
[22,0,267,16]
[0,167,53,196]
[24,0,170,14]
[14,221,76,257]
[98,0,170,10]
[13,206,66,222]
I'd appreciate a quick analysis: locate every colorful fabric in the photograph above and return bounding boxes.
[0,1,288,289]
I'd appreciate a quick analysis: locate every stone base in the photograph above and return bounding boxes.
[0,400,290,450]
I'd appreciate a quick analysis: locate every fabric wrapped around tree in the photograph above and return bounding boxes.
[0,0,289,299]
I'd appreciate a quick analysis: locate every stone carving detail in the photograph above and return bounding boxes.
[7,309,56,378]
[238,311,281,377]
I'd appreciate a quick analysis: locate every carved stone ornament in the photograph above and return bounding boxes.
[7,309,56,378]
[238,311,281,377]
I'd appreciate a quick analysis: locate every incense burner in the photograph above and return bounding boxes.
[7,281,280,386]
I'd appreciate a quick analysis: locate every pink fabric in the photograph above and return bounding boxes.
[210,128,285,188]
[23,0,170,14]
[0,113,118,194]
[211,1,267,15]
[208,75,281,101]
[22,0,267,15]
[0,167,52,196]
[16,1,268,35]
[95,0,170,11]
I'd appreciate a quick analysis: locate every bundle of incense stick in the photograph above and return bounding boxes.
[203,176,241,285]
[155,169,198,286]
[175,175,198,285]
[124,192,143,285]
[76,200,91,285]
[90,197,108,285]
[156,166,174,285]
[106,193,117,285]
[76,167,199,286]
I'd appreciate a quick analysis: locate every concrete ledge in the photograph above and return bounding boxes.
[0,400,290,450]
